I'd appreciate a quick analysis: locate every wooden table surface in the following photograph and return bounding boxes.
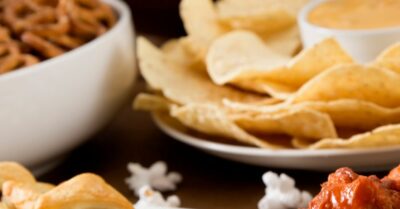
[37,2,385,208]
[39,80,331,209]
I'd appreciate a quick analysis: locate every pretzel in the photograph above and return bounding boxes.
[33,0,59,7]
[59,0,116,39]
[0,1,5,24]
[20,53,40,67]
[3,0,58,34]
[0,27,11,42]
[28,13,85,49]
[0,26,20,73]
[3,0,69,36]
[21,32,64,58]
[0,0,13,16]
[0,39,40,74]
[28,11,70,36]
[4,0,84,55]
[0,42,22,74]
[0,0,116,74]
[30,18,86,50]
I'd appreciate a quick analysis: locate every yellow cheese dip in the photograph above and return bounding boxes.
[308,0,400,30]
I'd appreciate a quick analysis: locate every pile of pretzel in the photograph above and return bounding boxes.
[0,0,116,74]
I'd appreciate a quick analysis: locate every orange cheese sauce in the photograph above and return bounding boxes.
[308,0,400,29]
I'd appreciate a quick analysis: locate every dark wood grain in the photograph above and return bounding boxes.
[39,80,331,209]
[126,0,185,37]
[37,5,327,207]
[36,2,379,208]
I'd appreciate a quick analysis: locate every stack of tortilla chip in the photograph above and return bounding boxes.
[134,0,400,150]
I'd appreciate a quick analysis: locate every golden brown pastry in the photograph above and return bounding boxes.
[0,162,36,191]
[0,162,134,209]
[34,173,133,209]
[2,181,55,209]
[0,202,10,209]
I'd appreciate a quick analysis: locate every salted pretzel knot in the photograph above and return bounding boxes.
[3,0,86,58]
[26,12,85,51]
[0,41,39,74]
[3,0,58,34]
[0,42,20,73]
[59,0,116,39]
[21,32,65,58]
[0,27,11,42]
[0,26,39,74]
[0,0,116,72]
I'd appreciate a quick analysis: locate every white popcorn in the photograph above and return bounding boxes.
[258,171,312,209]
[126,161,182,195]
[135,185,181,209]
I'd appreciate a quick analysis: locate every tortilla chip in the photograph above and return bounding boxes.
[160,39,193,67]
[207,34,353,98]
[134,93,287,148]
[259,37,353,87]
[295,100,400,130]
[224,99,400,131]
[308,124,400,149]
[137,37,263,105]
[179,0,228,60]
[290,64,400,108]
[206,30,290,85]
[373,42,400,73]
[291,138,312,149]
[216,0,307,35]
[217,0,306,57]
[230,108,337,139]
[233,79,296,99]
[263,25,301,57]
[179,0,307,62]
[171,104,285,149]
[135,1,400,151]
[141,94,337,141]
[161,38,207,72]
[133,93,175,112]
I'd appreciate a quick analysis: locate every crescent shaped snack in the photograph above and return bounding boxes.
[34,173,133,209]
[0,162,36,191]
[2,181,55,209]
[0,162,134,209]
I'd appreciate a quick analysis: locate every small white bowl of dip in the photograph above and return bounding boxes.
[298,0,400,63]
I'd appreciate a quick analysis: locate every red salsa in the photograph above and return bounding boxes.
[309,165,400,209]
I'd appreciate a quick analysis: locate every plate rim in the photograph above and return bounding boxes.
[152,113,400,157]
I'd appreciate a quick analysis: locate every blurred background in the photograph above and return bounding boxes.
[125,0,185,37]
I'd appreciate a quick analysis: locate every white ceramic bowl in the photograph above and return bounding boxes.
[298,0,400,63]
[0,0,136,170]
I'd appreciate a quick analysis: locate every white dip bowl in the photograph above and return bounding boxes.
[0,0,136,170]
[298,0,400,63]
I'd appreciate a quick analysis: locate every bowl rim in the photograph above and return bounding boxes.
[0,0,133,82]
[298,0,400,36]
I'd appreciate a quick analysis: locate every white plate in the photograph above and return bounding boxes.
[153,114,400,171]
